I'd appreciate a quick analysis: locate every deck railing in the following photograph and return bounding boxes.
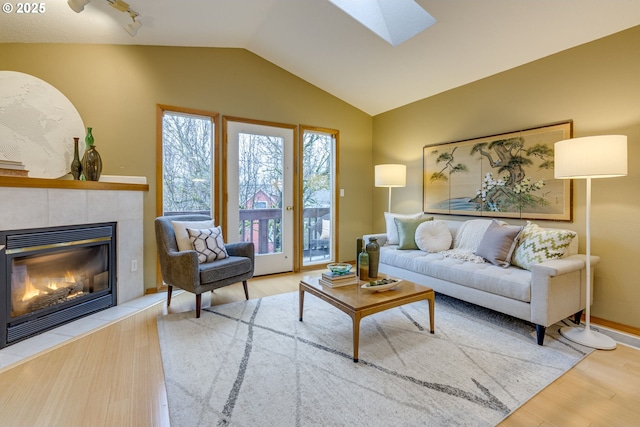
[165,208,331,258]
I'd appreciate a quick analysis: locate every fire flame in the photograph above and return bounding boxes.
[21,278,40,302]
[20,271,77,302]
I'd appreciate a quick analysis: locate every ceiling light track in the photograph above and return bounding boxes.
[67,0,142,37]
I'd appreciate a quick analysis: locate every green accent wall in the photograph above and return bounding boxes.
[2,25,639,329]
[373,25,640,328]
[0,44,374,290]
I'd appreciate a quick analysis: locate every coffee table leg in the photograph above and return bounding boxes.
[352,314,361,363]
[299,288,305,321]
[428,293,435,334]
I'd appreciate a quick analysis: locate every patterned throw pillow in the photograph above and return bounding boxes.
[511,222,576,270]
[171,219,215,252]
[187,227,229,263]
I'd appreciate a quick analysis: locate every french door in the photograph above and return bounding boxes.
[224,118,295,276]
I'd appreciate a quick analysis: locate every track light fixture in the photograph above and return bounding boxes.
[125,14,142,36]
[67,0,90,13]
[67,0,142,37]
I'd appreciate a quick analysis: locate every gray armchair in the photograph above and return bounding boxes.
[155,214,254,318]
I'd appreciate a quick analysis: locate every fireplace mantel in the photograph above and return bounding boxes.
[0,176,147,304]
[0,176,149,192]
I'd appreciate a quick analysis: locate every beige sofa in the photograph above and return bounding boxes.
[364,217,597,345]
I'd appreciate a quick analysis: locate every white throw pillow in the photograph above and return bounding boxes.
[384,212,430,245]
[415,220,452,253]
[171,219,215,252]
[187,226,229,263]
[320,219,331,239]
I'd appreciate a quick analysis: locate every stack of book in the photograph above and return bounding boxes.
[318,270,358,288]
[0,159,28,177]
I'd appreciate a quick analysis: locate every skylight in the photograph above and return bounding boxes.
[328,0,436,46]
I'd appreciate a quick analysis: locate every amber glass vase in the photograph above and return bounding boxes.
[70,137,82,180]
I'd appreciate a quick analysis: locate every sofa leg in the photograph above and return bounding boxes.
[167,285,173,307]
[536,325,546,346]
[243,280,249,300]
[196,293,202,318]
[573,310,584,325]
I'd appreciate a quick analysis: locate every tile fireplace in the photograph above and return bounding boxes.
[0,175,148,349]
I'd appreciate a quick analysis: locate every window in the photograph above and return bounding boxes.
[301,126,338,267]
[156,105,219,218]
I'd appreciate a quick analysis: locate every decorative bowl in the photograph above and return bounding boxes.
[361,278,402,292]
[326,263,353,275]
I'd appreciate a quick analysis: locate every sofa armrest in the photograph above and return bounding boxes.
[531,254,599,276]
[363,233,388,246]
[529,254,600,327]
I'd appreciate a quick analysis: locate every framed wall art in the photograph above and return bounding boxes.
[423,121,573,221]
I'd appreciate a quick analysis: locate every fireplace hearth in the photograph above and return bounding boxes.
[1,222,117,348]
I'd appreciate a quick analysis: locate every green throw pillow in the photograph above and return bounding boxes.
[511,222,576,270]
[394,216,433,250]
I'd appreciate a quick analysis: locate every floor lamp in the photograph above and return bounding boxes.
[554,135,627,350]
[375,164,406,212]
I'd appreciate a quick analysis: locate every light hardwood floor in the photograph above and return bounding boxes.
[0,272,638,427]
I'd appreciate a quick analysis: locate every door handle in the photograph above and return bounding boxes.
[286,206,294,211]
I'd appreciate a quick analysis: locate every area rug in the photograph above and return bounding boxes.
[157,292,592,427]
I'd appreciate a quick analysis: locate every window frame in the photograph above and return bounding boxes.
[156,104,220,288]
[298,125,340,270]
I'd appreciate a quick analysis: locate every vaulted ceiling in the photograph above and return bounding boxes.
[2,0,640,115]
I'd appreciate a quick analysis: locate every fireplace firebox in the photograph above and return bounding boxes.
[0,222,117,348]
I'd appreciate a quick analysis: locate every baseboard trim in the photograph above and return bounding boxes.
[590,315,640,337]
[589,317,640,349]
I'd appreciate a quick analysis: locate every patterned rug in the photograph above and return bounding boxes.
[157,291,592,427]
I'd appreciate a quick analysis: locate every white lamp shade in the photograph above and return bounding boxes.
[375,164,406,187]
[554,135,627,179]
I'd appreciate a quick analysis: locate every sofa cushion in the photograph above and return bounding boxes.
[512,222,577,271]
[199,256,252,283]
[384,212,431,245]
[187,226,229,263]
[394,216,433,250]
[415,220,452,253]
[171,219,215,252]
[475,220,523,267]
[380,246,532,302]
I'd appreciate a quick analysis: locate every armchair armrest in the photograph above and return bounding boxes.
[160,249,200,291]
[225,241,255,261]
[225,242,255,277]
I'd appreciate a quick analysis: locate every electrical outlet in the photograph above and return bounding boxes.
[131,259,138,272]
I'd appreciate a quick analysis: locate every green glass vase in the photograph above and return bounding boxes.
[85,127,94,148]
[81,127,102,181]
[358,247,369,281]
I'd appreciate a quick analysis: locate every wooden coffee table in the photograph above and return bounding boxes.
[299,274,435,362]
